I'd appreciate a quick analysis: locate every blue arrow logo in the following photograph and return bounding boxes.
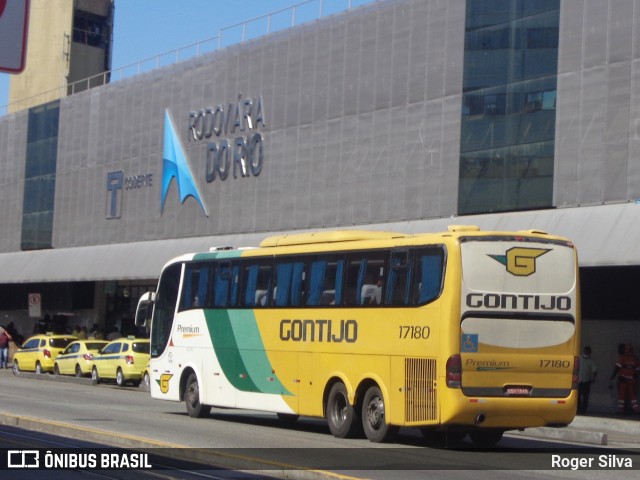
[161,110,208,216]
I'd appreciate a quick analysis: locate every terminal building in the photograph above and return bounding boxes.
[0,0,638,411]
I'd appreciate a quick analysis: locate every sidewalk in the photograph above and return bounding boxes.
[510,413,640,448]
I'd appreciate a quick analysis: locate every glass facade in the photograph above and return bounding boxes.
[458,0,560,214]
[22,101,60,250]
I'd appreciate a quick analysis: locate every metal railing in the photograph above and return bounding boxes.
[1,0,369,115]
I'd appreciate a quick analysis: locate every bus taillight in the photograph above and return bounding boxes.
[572,356,579,389]
[446,354,462,388]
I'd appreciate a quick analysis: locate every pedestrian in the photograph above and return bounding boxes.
[107,326,121,341]
[77,326,88,339]
[577,346,597,414]
[89,323,104,340]
[0,326,13,369]
[609,343,640,414]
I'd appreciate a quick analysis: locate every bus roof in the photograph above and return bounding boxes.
[259,230,410,248]
[161,225,569,268]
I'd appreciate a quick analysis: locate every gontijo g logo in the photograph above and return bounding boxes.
[488,247,550,277]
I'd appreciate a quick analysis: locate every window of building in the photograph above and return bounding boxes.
[21,101,59,250]
[72,11,110,49]
[459,1,560,215]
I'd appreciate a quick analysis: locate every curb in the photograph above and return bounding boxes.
[13,371,94,386]
[11,371,151,391]
[510,415,640,447]
[571,415,640,436]
[510,427,607,446]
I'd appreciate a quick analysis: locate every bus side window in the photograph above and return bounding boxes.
[412,248,444,304]
[274,261,305,307]
[306,256,344,306]
[242,263,272,307]
[345,253,385,306]
[181,263,211,310]
[212,262,240,307]
[345,258,364,306]
[230,264,240,306]
[386,251,411,306]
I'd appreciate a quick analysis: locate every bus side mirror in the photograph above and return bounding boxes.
[135,292,155,327]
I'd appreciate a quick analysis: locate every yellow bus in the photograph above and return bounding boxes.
[137,226,580,445]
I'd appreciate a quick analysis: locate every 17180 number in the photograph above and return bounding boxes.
[539,359,571,368]
[399,325,431,339]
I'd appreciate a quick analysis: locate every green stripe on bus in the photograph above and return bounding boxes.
[204,309,292,396]
[193,250,242,261]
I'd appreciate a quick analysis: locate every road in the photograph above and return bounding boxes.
[0,424,270,480]
[0,371,637,479]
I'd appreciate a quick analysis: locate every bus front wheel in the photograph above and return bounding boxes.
[326,382,361,438]
[362,386,398,443]
[184,373,211,418]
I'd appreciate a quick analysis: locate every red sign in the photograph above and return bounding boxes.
[0,0,29,73]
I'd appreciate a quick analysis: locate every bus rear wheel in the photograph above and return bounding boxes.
[326,382,361,438]
[362,386,398,443]
[185,372,211,418]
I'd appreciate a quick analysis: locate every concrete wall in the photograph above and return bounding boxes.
[555,0,640,205]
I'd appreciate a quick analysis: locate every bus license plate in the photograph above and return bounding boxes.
[505,386,531,396]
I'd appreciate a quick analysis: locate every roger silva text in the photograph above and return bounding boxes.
[551,454,634,470]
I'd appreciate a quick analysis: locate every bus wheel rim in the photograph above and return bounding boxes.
[188,381,199,406]
[366,395,385,430]
[332,392,348,425]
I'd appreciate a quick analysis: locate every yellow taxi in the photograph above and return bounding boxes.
[91,337,150,387]
[54,339,108,377]
[12,334,77,375]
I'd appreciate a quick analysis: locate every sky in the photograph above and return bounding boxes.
[0,0,374,111]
